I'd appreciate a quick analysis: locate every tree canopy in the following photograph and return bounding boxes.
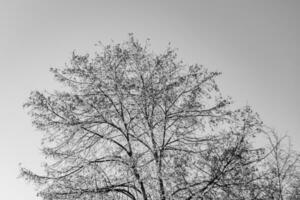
[21,35,300,200]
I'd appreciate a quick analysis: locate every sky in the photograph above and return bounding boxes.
[0,0,299,199]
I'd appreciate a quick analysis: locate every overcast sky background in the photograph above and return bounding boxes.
[0,0,299,199]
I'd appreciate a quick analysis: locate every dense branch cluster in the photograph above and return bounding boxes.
[21,35,300,200]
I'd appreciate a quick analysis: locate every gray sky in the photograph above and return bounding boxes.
[0,0,299,199]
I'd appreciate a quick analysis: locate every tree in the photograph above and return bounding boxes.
[257,131,300,200]
[21,35,298,200]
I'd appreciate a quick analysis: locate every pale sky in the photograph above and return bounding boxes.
[0,0,299,199]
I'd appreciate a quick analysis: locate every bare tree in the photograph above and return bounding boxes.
[20,35,296,200]
[256,131,300,200]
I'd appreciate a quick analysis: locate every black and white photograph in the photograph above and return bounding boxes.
[1,1,300,199]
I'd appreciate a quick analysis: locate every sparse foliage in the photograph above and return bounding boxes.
[21,35,299,200]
